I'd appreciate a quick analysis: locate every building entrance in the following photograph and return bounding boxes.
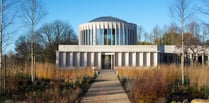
[102,55,111,69]
[102,53,114,69]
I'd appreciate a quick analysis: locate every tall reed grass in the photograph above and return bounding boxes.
[116,64,209,103]
[1,62,96,102]
[1,62,95,91]
[35,63,95,83]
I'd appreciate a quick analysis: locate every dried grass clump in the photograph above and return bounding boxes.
[2,62,95,91]
[34,63,95,83]
[185,66,209,88]
[117,65,209,103]
[1,63,96,102]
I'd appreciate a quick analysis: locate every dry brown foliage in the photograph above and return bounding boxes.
[116,65,209,103]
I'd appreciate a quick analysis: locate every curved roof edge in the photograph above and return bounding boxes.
[89,16,128,23]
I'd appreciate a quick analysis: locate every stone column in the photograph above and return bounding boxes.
[84,52,87,66]
[125,52,129,66]
[132,52,136,66]
[77,52,80,67]
[63,52,66,67]
[93,28,96,45]
[113,54,115,69]
[196,54,198,63]
[118,29,120,45]
[208,55,209,66]
[202,54,204,65]
[189,53,193,65]
[154,52,158,67]
[111,55,113,69]
[91,52,94,66]
[86,32,88,45]
[70,52,73,67]
[56,51,59,66]
[139,52,143,66]
[118,52,122,66]
[98,52,101,69]
[147,52,151,67]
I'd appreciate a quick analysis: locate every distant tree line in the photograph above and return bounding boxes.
[15,20,78,64]
[137,21,209,46]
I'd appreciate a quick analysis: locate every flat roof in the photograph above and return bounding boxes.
[58,45,158,52]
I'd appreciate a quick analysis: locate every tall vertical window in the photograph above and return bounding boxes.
[96,29,100,45]
[130,30,133,44]
[85,30,89,45]
[86,30,88,45]
[112,29,115,45]
[127,29,130,44]
[125,29,128,45]
[116,29,119,45]
[108,29,111,45]
[120,29,123,45]
[104,29,108,45]
[100,29,104,45]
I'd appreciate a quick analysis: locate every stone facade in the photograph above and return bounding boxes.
[56,16,209,69]
[56,45,159,69]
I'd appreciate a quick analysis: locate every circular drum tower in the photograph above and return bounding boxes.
[79,16,137,45]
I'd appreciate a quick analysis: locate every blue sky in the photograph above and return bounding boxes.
[43,0,172,34]
[5,0,208,54]
[6,0,191,53]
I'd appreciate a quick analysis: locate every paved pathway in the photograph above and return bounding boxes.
[81,70,130,103]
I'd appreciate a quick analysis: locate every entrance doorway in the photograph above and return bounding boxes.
[101,53,114,69]
[102,55,111,69]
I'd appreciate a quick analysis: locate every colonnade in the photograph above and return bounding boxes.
[56,51,159,69]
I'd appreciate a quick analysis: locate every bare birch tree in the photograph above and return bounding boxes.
[0,0,18,89]
[170,0,193,85]
[21,0,46,82]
